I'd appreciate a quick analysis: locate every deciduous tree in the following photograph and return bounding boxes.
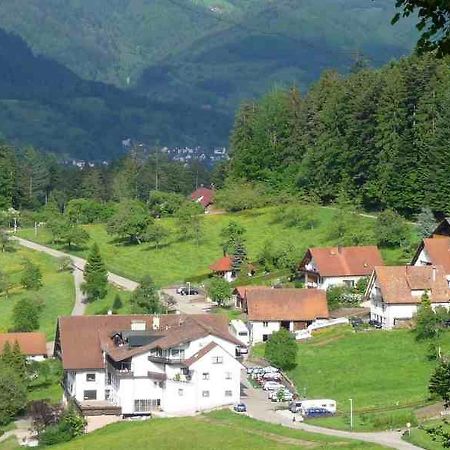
[265,328,298,370]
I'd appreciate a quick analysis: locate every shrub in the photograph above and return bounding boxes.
[265,328,297,370]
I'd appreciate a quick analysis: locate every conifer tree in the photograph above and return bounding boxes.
[417,207,437,238]
[82,243,108,301]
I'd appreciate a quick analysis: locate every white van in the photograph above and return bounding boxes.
[230,319,250,346]
[289,399,336,414]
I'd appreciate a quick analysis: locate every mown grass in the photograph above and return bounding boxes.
[0,436,20,450]
[0,246,74,339]
[18,205,416,287]
[404,419,449,450]
[253,326,450,431]
[50,409,385,450]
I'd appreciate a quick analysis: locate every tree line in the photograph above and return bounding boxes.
[228,54,450,216]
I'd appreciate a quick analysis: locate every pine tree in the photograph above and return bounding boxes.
[231,241,247,273]
[415,291,438,341]
[82,243,108,301]
[417,207,437,238]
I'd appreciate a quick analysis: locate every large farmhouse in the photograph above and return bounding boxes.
[55,314,243,417]
[244,288,329,343]
[367,265,450,329]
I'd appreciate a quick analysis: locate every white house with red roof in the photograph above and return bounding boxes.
[298,246,384,290]
[55,314,243,416]
[191,187,214,211]
[0,332,47,361]
[366,265,450,329]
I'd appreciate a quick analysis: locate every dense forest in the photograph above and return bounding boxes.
[228,54,450,215]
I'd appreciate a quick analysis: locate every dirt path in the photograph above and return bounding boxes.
[12,236,138,316]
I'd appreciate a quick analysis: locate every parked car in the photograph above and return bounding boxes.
[289,399,336,414]
[262,366,279,374]
[263,381,284,391]
[237,345,248,355]
[304,407,334,418]
[177,286,199,296]
[262,372,281,381]
[368,319,382,329]
[349,317,363,328]
[233,403,247,413]
[270,389,293,402]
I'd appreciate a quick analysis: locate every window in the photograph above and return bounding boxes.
[343,280,355,288]
[212,356,223,364]
[238,331,248,336]
[202,390,210,397]
[134,399,160,412]
[86,373,96,382]
[202,372,210,380]
[263,321,269,327]
[225,390,232,397]
[262,334,269,342]
[83,390,97,400]
[225,372,232,380]
[107,373,112,385]
[105,390,111,400]
[178,389,184,396]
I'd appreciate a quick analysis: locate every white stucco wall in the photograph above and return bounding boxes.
[319,275,363,290]
[72,370,106,402]
[414,248,431,267]
[249,321,281,344]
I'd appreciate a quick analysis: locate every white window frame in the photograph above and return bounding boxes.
[212,356,223,364]
[225,390,232,397]
[202,390,210,398]
[202,372,210,380]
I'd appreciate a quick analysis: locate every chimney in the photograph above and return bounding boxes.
[152,316,160,331]
[131,320,146,331]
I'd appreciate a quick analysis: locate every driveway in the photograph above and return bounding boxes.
[161,287,212,315]
[241,373,421,450]
[12,236,138,316]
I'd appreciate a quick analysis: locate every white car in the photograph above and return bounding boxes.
[263,366,279,374]
[263,381,284,391]
[270,389,294,402]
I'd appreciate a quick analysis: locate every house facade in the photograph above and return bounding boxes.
[367,265,450,329]
[55,314,242,416]
[0,332,47,361]
[209,255,236,282]
[412,237,450,276]
[298,246,384,290]
[244,288,329,343]
[191,187,214,211]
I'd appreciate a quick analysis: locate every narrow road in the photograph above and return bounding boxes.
[241,376,421,450]
[12,236,138,316]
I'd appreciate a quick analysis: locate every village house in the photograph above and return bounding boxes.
[412,236,450,277]
[298,246,384,290]
[209,256,254,282]
[0,332,47,361]
[55,314,243,417]
[233,285,271,310]
[367,265,450,329]
[244,288,329,343]
[190,187,214,211]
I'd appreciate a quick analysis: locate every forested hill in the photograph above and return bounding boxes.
[228,55,450,216]
[0,1,416,116]
[0,29,230,159]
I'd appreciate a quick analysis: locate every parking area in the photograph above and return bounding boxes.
[161,287,213,315]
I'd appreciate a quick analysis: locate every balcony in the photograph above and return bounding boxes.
[148,355,185,365]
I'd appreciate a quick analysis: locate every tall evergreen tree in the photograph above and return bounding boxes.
[82,243,108,301]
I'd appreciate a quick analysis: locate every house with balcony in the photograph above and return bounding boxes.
[298,246,384,290]
[55,314,242,417]
[245,288,329,343]
[366,265,450,329]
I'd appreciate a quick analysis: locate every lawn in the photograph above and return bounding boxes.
[85,286,133,315]
[0,246,74,339]
[50,409,385,450]
[404,419,450,449]
[18,205,416,287]
[253,326,450,431]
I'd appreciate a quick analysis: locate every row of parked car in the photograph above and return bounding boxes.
[247,366,295,403]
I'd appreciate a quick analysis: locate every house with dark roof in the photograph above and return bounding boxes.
[191,187,214,211]
[0,332,47,361]
[298,246,384,290]
[55,314,242,417]
[244,288,329,343]
[366,265,450,329]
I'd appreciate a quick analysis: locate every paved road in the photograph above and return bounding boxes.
[162,287,212,315]
[12,236,138,316]
[241,375,421,450]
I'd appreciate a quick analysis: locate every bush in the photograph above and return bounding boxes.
[326,285,361,310]
[215,182,267,212]
[11,298,41,331]
[265,328,297,370]
[375,209,409,248]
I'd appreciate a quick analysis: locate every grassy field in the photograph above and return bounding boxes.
[404,419,449,449]
[18,205,416,287]
[48,409,384,450]
[253,326,450,431]
[0,246,74,339]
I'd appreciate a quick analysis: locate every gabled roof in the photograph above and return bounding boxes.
[209,255,233,272]
[412,238,450,274]
[373,265,450,304]
[432,218,450,238]
[183,342,218,367]
[234,285,271,299]
[246,288,329,321]
[191,187,214,208]
[57,314,241,370]
[0,332,47,356]
[301,246,384,277]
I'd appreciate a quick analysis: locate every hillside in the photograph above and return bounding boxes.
[0,30,229,159]
[0,1,418,158]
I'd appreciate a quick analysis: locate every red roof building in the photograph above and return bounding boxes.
[191,187,214,209]
[0,332,47,359]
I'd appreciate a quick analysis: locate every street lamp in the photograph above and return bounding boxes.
[349,398,353,430]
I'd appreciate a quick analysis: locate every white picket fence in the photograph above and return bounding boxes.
[294,317,349,340]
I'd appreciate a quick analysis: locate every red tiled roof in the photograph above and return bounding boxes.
[183,342,218,367]
[191,187,214,208]
[0,332,47,356]
[57,314,241,370]
[421,238,450,273]
[301,246,384,277]
[209,255,233,272]
[234,285,271,299]
[246,289,329,321]
[374,265,450,304]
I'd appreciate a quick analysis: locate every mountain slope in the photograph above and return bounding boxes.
[0,29,230,159]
